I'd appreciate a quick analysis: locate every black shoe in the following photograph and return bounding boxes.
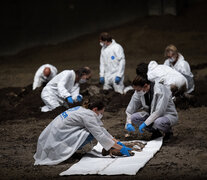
[150,130,163,140]
[163,132,173,142]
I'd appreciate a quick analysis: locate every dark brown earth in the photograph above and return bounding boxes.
[0,1,207,180]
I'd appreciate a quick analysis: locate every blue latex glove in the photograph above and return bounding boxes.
[67,96,74,104]
[139,122,147,133]
[77,94,83,102]
[120,146,132,157]
[126,124,135,132]
[115,76,121,84]
[100,77,104,84]
[117,141,125,147]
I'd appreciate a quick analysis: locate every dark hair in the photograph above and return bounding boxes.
[132,75,150,87]
[100,32,112,42]
[136,62,148,79]
[83,99,105,110]
[76,67,91,78]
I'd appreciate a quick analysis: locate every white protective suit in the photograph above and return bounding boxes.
[147,61,188,91]
[100,39,125,94]
[126,82,178,127]
[34,106,115,165]
[41,70,80,112]
[33,64,58,90]
[164,53,194,93]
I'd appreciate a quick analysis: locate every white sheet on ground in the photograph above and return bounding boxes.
[60,137,163,176]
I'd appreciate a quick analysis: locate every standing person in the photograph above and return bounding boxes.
[125,75,178,141]
[99,32,126,94]
[136,61,188,97]
[164,44,194,94]
[41,67,91,112]
[34,100,132,165]
[32,64,58,90]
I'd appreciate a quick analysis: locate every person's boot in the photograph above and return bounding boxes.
[150,129,163,140]
[163,132,174,142]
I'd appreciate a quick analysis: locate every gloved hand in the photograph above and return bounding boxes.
[77,94,83,102]
[120,146,132,157]
[100,77,104,84]
[126,124,135,132]
[139,122,147,133]
[67,96,74,104]
[117,141,125,147]
[115,76,121,84]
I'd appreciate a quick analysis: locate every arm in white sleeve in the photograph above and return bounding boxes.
[163,59,170,66]
[144,87,170,126]
[33,70,43,90]
[99,52,105,77]
[116,47,125,77]
[125,91,142,125]
[71,86,80,101]
[57,73,72,99]
[101,127,113,139]
[83,114,115,151]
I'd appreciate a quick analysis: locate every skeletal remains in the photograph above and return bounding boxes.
[102,141,146,158]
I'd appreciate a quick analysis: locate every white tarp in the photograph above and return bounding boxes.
[60,137,163,176]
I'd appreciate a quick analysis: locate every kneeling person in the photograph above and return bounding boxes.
[125,75,178,140]
[34,100,132,165]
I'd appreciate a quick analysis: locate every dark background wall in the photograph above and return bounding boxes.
[0,0,197,56]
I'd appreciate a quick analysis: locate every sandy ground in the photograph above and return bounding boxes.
[0,1,207,180]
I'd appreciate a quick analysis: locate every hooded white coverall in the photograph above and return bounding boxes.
[100,39,125,94]
[148,61,188,92]
[33,64,58,90]
[34,106,115,165]
[41,70,80,112]
[125,82,178,132]
[164,53,194,93]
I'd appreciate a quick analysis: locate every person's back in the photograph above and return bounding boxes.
[148,61,188,91]
[33,64,58,90]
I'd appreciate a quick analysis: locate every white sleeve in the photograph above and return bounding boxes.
[99,51,105,77]
[178,61,192,77]
[57,73,72,99]
[83,114,115,151]
[164,59,170,66]
[71,86,80,101]
[116,46,125,77]
[125,91,142,125]
[33,69,43,90]
[144,86,171,126]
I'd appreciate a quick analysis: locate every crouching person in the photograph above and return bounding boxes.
[34,100,132,166]
[125,75,178,141]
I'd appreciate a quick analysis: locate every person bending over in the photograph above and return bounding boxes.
[125,75,178,141]
[34,100,132,165]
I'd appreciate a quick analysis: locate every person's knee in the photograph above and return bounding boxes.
[131,113,144,125]
[153,117,171,132]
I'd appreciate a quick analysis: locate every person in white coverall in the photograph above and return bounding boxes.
[136,61,188,97]
[33,64,58,90]
[125,75,178,141]
[164,44,194,94]
[99,32,126,94]
[34,100,132,165]
[41,67,91,112]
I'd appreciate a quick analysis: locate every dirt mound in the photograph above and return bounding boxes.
[0,83,134,122]
[1,75,207,122]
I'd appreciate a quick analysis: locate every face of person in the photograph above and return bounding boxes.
[79,73,91,84]
[99,40,107,47]
[93,108,105,119]
[167,50,177,61]
[133,84,150,95]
